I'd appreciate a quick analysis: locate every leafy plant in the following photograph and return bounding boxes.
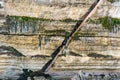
[99,16,120,31]
[99,16,114,31]
[89,16,120,31]
[44,30,70,37]
[73,32,95,40]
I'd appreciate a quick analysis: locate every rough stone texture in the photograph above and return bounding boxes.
[0,0,120,57]
[4,0,120,19]
[54,56,120,70]
[1,0,120,74]
[0,34,63,56]
[0,0,4,15]
[4,0,91,20]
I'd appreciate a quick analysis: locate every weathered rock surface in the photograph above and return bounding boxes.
[0,0,120,79]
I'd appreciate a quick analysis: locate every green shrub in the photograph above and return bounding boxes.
[99,16,114,31]
[89,16,120,31]
[73,32,95,40]
[44,30,70,37]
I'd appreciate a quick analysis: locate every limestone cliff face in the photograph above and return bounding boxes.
[1,1,120,79]
[97,0,120,18]
[0,0,120,57]
[4,0,120,19]
[4,0,90,20]
[1,1,120,77]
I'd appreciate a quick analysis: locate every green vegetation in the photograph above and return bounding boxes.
[6,15,48,22]
[99,16,120,31]
[89,18,100,24]
[99,16,114,31]
[73,32,95,40]
[6,15,77,23]
[89,16,120,31]
[87,52,112,58]
[6,15,77,34]
[44,30,70,37]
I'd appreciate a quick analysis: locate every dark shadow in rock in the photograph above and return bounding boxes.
[58,54,66,57]
[31,55,50,58]
[0,30,9,35]
[0,46,25,57]
[58,51,82,57]
[0,14,4,17]
[30,71,52,80]
[87,52,113,59]
[69,51,82,57]
[17,69,52,80]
